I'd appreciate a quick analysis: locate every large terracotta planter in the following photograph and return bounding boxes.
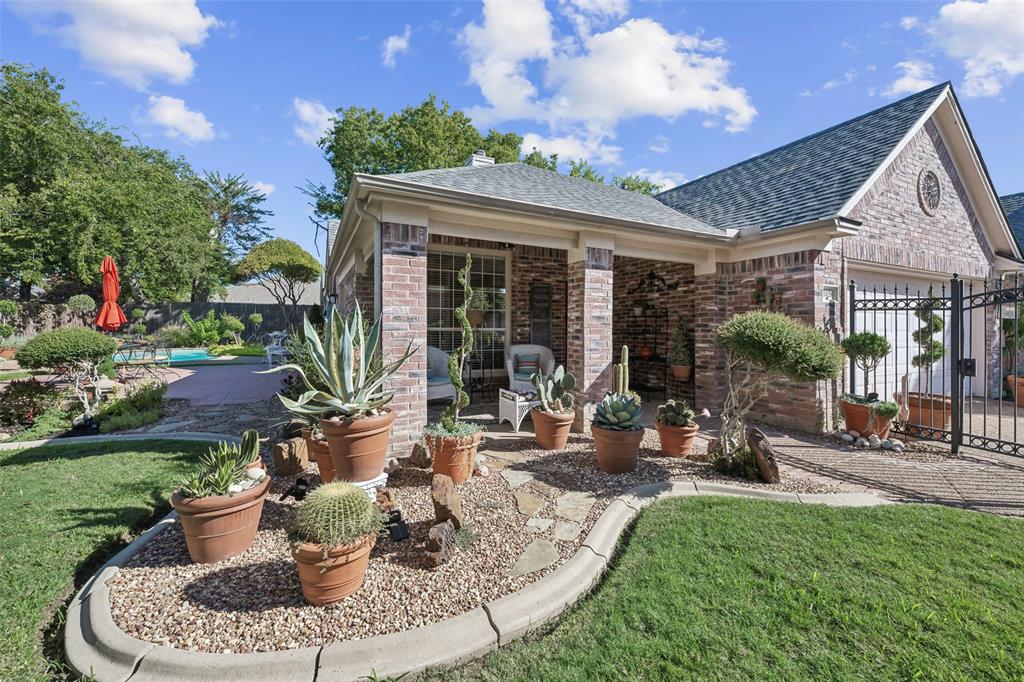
[428,430,483,484]
[0,347,15,360]
[902,393,953,430]
[531,407,574,450]
[838,400,892,439]
[303,429,335,484]
[669,364,692,381]
[1009,375,1024,408]
[292,535,375,606]
[592,426,643,474]
[171,477,270,564]
[320,409,395,483]
[654,421,699,457]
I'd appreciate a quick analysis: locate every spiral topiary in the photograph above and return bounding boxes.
[293,482,383,550]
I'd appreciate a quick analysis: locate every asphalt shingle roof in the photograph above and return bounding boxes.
[381,163,724,236]
[1000,193,1024,253]
[656,82,950,233]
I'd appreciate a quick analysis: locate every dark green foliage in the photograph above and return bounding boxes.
[96,381,166,433]
[97,407,162,433]
[15,327,116,369]
[130,308,145,321]
[612,174,662,195]
[218,313,244,344]
[96,355,116,380]
[0,379,58,427]
[716,311,844,382]
[668,319,692,366]
[234,239,320,329]
[130,322,147,337]
[0,323,14,343]
[567,159,604,183]
[521,148,559,171]
[306,303,325,331]
[0,300,17,318]
[66,294,96,314]
[842,331,892,397]
[181,310,221,346]
[911,296,947,372]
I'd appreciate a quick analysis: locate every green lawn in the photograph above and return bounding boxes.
[0,369,42,382]
[0,440,209,680]
[429,497,1024,682]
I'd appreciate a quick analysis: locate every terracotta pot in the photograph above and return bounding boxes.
[638,345,653,360]
[838,400,892,439]
[171,477,270,564]
[320,409,395,483]
[303,429,335,484]
[669,364,692,381]
[0,347,15,360]
[1009,375,1024,408]
[655,421,699,457]
[592,426,643,474]
[292,535,375,606]
[902,392,953,430]
[531,407,574,450]
[467,309,485,327]
[428,430,483,483]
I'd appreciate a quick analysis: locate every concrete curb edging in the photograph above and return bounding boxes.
[64,449,892,682]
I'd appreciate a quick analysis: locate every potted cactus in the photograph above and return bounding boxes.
[171,433,270,564]
[262,304,416,483]
[591,346,644,474]
[291,481,385,605]
[425,255,483,483]
[530,365,576,450]
[668,320,693,380]
[839,332,896,437]
[654,399,699,457]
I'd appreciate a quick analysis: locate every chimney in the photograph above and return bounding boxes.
[465,149,494,167]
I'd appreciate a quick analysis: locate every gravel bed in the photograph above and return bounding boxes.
[109,427,840,653]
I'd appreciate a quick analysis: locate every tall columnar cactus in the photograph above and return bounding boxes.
[441,255,474,431]
[593,393,643,431]
[241,429,260,463]
[293,481,383,550]
[613,345,630,394]
[656,399,696,427]
[531,365,576,413]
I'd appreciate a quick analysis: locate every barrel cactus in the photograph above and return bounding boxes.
[293,482,384,551]
[656,400,696,427]
[531,365,576,413]
[593,393,643,431]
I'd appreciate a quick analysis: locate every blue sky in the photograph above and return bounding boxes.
[3,0,1022,259]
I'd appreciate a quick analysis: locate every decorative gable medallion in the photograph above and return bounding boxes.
[917,169,941,216]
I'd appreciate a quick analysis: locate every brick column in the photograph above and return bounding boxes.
[693,271,728,416]
[380,222,428,457]
[566,246,614,431]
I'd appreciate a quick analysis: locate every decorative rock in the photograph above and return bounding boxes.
[246,467,266,481]
[554,492,595,523]
[425,520,456,568]
[474,464,490,478]
[272,437,309,476]
[840,433,855,443]
[500,469,535,488]
[515,490,545,517]
[508,539,558,577]
[747,428,780,484]
[408,442,431,468]
[848,430,861,439]
[525,517,553,533]
[384,457,401,475]
[868,434,881,448]
[431,474,464,530]
[881,439,894,450]
[855,437,869,448]
[552,521,582,542]
[889,438,903,447]
[376,488,398,512]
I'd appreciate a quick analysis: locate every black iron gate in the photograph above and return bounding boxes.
[848,273,1022,457]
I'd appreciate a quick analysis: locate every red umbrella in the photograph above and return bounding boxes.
[95,256,127,331]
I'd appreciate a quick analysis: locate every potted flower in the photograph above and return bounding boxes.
[668,320,693,380]
[263,304,416,483]
[903,296,952,429]
[424,255,483,483]
[171,434,269,564]
[291,481,385,605]
[654,399,699,457]
[530,365,576,450]
[839,332,896,437]
[0,299,19,359]
[591,346,644,474]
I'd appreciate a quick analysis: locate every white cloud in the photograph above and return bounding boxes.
[146,95,214,143]
[631,168,687,191]
[252,181,276,196]
[883,60,938,97]
[900,16,920,30]
[647,135,670,154]
[10,0,219,90]
[559,0,629,37]
[292,97,333,146]
[928,0,1024,97]
[382,24,412,68]
[521,130,622,165]
[823,69,858,90]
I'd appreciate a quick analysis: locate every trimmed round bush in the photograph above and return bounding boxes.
[66,294,97,315]
[715,311,844,382]
[0,299,17,318]
[15,327,117,369]
[841,332,891,364]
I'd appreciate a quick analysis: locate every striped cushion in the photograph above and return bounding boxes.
[515,353,540,375]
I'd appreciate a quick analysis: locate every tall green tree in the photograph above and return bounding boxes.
[612,174,662,195]
[567,159,605,184]
[234,238,321,329]
[522,147,559,172]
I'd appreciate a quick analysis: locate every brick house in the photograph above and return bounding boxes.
[324,82,1023,457]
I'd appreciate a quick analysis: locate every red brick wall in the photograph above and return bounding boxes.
[567,247,614,429]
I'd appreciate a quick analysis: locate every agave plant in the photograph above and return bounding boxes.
[593,393,643,431]
[262,303,416,420]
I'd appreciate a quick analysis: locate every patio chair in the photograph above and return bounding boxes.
[427,346,457,402]
[505,344,555,393]
[264,341,290,367]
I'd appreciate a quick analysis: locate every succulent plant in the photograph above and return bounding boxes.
[656,399,696,427]
[261,303,417,420]
[178,439,259,498]
[593,393,643,431]
[531,365,576,413]
[241,429,260,463]
[613,345,630,395]
[293,481,385,551]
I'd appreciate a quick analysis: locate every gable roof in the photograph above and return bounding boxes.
[380,162,723,236]
[1001,192,1024,252]
[656,82,950,233]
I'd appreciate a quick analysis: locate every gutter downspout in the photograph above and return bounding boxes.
[352,198,383,322]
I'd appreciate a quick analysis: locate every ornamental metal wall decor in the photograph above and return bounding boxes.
[918,169,941,216]
[629,270,680,294]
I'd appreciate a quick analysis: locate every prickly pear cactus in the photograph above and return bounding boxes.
[294,482,382,549]
[593,393,643,431]
[656,399,696,427]
[531,365,576,413]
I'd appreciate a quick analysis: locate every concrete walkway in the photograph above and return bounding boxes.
[163,364,284,406]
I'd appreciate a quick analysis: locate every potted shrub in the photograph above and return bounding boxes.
[591,346,644,474]
[654,399,699,457]
[903,297,952,429]
[291,481,385,605]
[530,365,576,450]
[839,332,896,437]
[263,304,415,483]
[425,255,483,483]
[668,320,693,380]
[171,434,269,563]
[714,311,843,478]
[0,299,19,359]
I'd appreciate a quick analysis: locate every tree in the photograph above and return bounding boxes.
[613,174,662,195]
[235,239,321,329]
[522,148,559,172]
[567,159,605,184]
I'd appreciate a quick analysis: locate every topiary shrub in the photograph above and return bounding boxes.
[219,313,245,345]
[911,296,946,395]
[293,481,384,551]
[15,328,116,370]
[714,311,843,473]
[669,319,693,366]
[67,294,96,316]
[841,332,891,399]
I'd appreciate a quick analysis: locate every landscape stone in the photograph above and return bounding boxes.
[552,521,582,542]
[848,430,861,439]
[515,490,545,517]
[271,437,309,476]
[385,457,401,475]
[408,442,431,468]
[747,428,780,484]
[868,434,881,448]
[431,474,464,529]
[840,433,855,443]
[425,520,456,568]
[376,488,398,512]
[500,469,535,488]
[855,437,869,448]
[525,517,553,533]
[528,479,560,497]
[554,492,595,523]
[509,539,558,577]
[881,439,894,450]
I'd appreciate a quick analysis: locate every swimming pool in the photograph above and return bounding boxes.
[113,347,220,365]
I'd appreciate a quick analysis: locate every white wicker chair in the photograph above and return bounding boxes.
[427,346,457,402]
[505,344,555,393]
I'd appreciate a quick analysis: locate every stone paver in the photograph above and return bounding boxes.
[552,521,582,542]
[509,539,559,577]
[514,490,545,517]
[500,469,536,488]
[554,491,596,522]
[525,517,553,533]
